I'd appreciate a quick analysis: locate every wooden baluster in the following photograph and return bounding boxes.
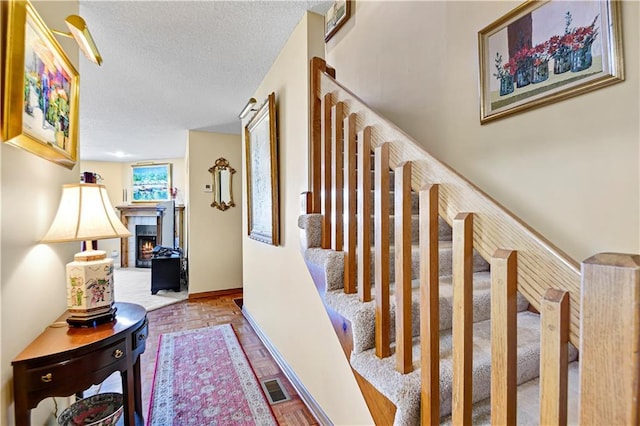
[331,102,344,252]
[320,93,332,249]
[580,253,640,425]
[343,113,357,294]
[310,57,334,214]
[452,212,473,425]
[540,288,569,426]
[375,143,390,358]
[395,161,413,374]
[357,127,372,302]
[491,249,517,426]
[420,184,440,423]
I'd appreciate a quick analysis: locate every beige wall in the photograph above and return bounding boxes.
[242,12,373,425]
[1,2,80,424]
[326,0,640,262]
[186,131,243,294]
[80,158,186,260]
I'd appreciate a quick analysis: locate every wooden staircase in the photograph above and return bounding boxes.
[299,57,640,425]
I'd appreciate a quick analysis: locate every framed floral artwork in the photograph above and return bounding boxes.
[131,163,172,202]
[245,92,279,246]
[478,0,624,124]
[1,0,79,169]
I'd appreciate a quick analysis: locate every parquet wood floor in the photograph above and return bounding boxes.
[99,293,319,425]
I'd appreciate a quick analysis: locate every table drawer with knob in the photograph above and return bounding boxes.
[25,339,128,391]
[133,320,148,351]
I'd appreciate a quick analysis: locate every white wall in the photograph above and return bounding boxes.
[242,12,373,425]
[326,0,640,262]
[1,2,80,424]
[186,131,243,295]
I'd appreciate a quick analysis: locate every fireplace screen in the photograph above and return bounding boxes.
[136,225,157,268]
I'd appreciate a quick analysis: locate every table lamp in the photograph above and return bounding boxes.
[41,183,131,326]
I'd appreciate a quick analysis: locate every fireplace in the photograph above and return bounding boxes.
[136,225,157,268]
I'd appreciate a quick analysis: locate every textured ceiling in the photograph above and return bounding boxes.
[78,0,330,162]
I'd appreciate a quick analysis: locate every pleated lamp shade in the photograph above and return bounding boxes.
[41,183,130,244]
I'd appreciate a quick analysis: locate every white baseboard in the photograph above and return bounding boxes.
[242,306,333,426]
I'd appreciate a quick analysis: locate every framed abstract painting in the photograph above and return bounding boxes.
[131,163,172,203]
[1,0,79,169]
[478,0,624,123]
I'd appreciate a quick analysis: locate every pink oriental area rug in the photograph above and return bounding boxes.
[147,324,277,425]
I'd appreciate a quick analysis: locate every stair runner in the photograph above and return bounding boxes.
[299,164,578,424]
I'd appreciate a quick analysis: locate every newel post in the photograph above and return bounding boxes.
[580,252,640,425]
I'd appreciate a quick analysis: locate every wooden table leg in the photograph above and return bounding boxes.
[13,375,31,426]
[121,369,136,426]
[133,360,143,421]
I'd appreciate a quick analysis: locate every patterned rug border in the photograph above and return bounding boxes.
[146,324,277,425]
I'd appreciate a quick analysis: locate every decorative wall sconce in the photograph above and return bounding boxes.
[52,15,102,65]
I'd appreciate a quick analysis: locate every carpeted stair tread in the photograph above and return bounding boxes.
[371,190,419,215]
[298,213,452,251]
[440,361,581,425]
[385,272,530,348]
[368,242,490,284]
[325,271,529,354]
[350,311,579,425]
[360,214,453,244]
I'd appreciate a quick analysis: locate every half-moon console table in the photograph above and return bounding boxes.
[11,302,148,426]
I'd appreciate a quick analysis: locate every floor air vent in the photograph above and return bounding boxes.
[260,378,291,404]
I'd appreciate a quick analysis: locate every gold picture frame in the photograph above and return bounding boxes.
[245,92,279,246]
[478,0,624,124]
[325,0,352,42]
[1,0,79,169]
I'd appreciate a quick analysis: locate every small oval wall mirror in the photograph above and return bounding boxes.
[209,158,236,211]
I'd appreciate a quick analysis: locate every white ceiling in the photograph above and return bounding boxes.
[77,0,331,162]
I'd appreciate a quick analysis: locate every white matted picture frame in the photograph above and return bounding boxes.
[478,0,624,124]
[245,92,279,246]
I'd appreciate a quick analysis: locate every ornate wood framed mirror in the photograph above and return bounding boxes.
[208,158,236,211]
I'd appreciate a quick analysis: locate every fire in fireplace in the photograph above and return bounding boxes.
[136,225,157,268]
